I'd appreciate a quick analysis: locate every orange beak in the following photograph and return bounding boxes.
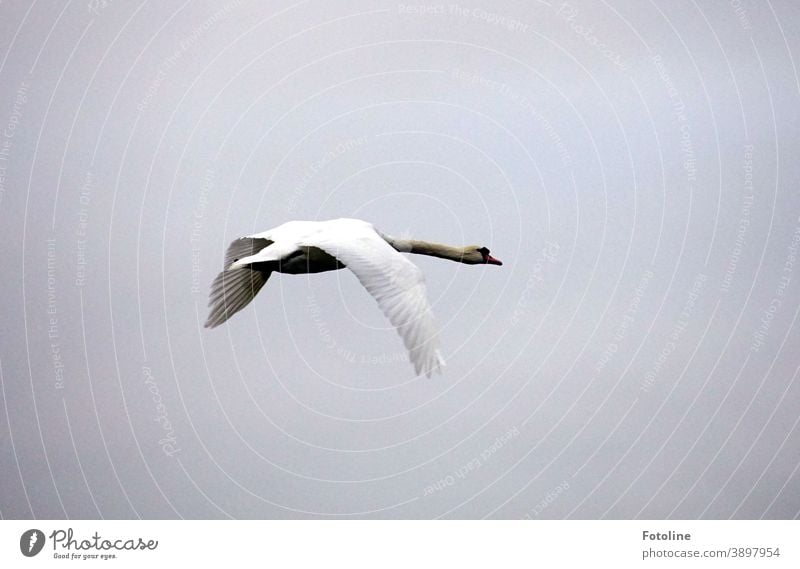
[486,255,503,266]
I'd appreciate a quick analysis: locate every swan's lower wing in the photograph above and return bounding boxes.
[308,226,445,377]
[222,237,273,269]
[205,267,271,328]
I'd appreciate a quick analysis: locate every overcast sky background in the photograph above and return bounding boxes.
[1,0,799,519]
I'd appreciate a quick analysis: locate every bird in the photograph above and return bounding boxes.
[205,218,502,377]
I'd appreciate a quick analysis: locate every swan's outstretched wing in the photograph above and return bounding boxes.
[307,221,445,377]
[205,267,270,328]
[205,237,273,328]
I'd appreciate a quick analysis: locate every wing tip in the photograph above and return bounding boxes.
[418,350,446,378]
[204,267,270,329]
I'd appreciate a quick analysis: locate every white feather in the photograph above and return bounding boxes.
[303,220,445,377]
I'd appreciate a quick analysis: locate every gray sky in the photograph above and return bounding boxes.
[1,0,799,519]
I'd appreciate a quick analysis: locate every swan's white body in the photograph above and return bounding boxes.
[205,218,501,377]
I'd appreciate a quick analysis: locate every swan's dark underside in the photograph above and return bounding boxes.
[204,237,344,328]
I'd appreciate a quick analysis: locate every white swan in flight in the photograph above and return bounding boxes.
[205,218,502,377]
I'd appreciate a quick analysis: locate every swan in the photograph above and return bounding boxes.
[205,218,502,377]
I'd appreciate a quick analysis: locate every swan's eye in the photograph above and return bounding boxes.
[478,247,489,256]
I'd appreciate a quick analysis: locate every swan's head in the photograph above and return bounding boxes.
[464,246,503,266]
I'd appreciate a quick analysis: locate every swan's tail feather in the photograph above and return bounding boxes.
[204,267,270,328]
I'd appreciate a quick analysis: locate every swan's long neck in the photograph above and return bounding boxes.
[382,235,468,262]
